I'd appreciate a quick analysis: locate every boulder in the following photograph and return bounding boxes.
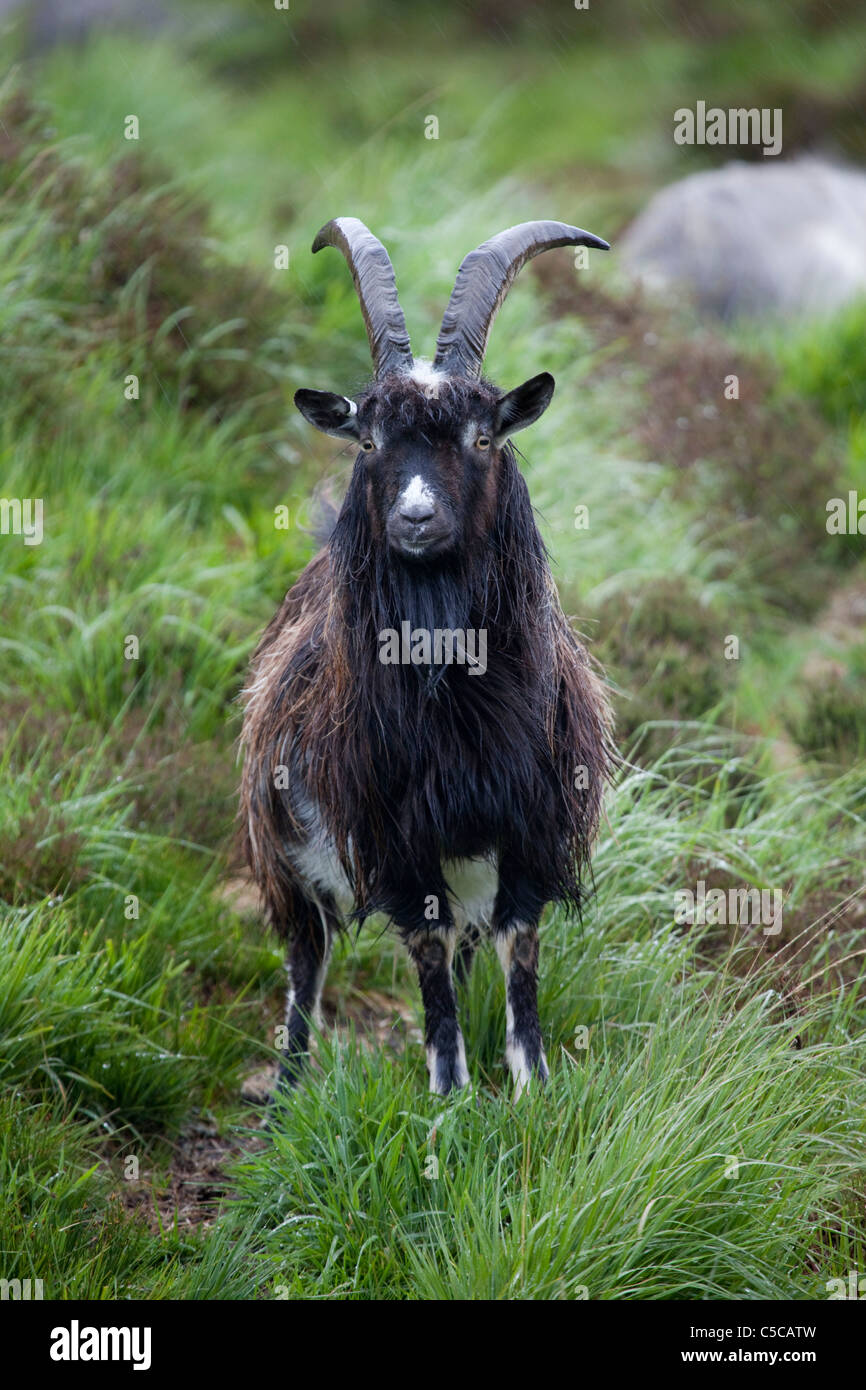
[620,158,866,319]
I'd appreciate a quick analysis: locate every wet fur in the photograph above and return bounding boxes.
[239,372,615,1091]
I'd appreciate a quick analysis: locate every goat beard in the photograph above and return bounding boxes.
[328,449,551,700]
[369,551,482,694]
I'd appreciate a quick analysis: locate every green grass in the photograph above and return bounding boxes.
[0,1095,260,1298]
[0,1,864,1300]
[235,999,864,1300]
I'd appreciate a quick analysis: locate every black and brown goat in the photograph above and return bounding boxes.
[240,217,615,1097]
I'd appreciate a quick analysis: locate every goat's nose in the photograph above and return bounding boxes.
[399,499,436,525]
[397,476,437,526]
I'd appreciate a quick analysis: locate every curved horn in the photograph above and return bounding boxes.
[432,220,610,379]
[312,217,413,379]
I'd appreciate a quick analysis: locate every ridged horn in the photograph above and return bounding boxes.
[312,217,414,379]
[432,220,610,379]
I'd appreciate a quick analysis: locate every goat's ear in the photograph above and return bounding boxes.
[294,389,361,441]
[493,372,555,445]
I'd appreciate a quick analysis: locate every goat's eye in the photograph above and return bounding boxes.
[475,434,491,450]
[360,438,375,453]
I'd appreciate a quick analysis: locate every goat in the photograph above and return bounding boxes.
[240,217,615,1098]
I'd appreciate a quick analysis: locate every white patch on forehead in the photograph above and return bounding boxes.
[399,475,436,511]
[409,358,447,398]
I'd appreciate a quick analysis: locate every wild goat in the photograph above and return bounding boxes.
[240,217,615,1098]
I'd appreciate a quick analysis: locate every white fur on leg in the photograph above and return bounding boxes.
[495,924,547,1096]
[508,1040,548,1099]
[424,926,470,1093]
[426,1031,470,1094]
[310,908,333,1029]
[285,909,332,1038]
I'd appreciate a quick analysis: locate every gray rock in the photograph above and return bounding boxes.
[5,0,167,49]
[620,158,866,319]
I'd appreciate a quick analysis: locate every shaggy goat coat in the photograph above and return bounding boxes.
[238,215,613,1097]
[240,374,612,938]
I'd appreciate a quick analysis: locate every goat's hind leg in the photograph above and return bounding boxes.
[274,889,337,1095]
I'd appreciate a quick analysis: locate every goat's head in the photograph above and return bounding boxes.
[294,217,609,563]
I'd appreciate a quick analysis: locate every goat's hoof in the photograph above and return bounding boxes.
[429,1074,470,1096]
[507,1046,549,1099]
[427,1044,471,1095]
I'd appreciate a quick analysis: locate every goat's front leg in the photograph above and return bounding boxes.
[407,927,470,1095]
[494,919,548,1096]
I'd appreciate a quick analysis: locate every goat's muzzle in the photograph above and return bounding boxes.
[386,495,454,560]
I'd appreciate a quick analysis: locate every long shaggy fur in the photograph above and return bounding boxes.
[240,374,614,941]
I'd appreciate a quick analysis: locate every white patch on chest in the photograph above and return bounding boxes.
[443,856,499,929]
[286,791,499,932]
[286,789,354,914]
